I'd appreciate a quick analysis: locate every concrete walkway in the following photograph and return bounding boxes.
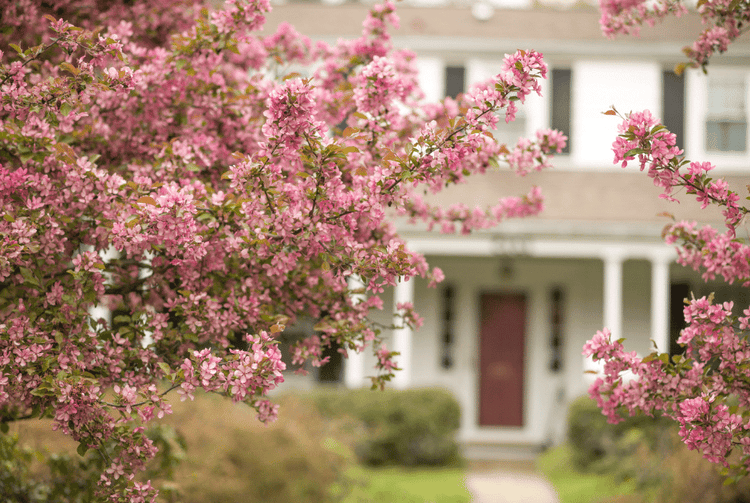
[464,460,560,503]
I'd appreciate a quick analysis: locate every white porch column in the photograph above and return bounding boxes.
[650,253,673,354]
[603,252,624,339]
[392,277,415,390]
[344,275,366,388]
[344,348,365,389]
[586,251,624,375]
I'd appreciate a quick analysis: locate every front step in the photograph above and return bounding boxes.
[461,442,544,461]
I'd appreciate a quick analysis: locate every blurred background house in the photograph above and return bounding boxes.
[264,0,750,458]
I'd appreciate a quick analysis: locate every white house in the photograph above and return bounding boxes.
[264,2,750,456]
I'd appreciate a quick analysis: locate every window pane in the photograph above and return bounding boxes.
[663,70,685,150]
[708,74,745,118]
[706,120,747,152]
[445,66,465,99]
[551,69,571,154]
[494,113,526,149]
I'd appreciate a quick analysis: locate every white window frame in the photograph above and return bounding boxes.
[685,66,750,172]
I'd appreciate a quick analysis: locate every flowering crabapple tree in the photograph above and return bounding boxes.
[586,0,750,481]
[0,0,565,499]
[600,0,749,73]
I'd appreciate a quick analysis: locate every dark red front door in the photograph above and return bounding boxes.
[479,293,526,427]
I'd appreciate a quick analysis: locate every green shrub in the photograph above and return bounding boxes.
[565,395,750,503]
[656,445,750,503]
[567,395,673,478]
[0,432,102,503]
[5,392,357,503]
[306,387,462,467]
[161,392,357,503]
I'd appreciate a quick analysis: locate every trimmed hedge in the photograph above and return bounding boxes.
[307,387,462,467]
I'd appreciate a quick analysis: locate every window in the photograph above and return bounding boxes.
[550,68,571,154]
[448,61,531,148]
[440,285,455,369]
[277,317,343,383]
[705,72,747,152]
[318,340,343,383]
[444,65,465,99]
[663,70,685,151]
[494,107,527,149]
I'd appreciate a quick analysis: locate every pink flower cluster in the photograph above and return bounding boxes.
[353,56,407,116]
[588,111,750,475]
[611,110,745,233]
[597,0,747,71]
[176,334,285,417]
[599,0,686,38]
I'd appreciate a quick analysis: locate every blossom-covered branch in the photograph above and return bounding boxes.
[586,110,750,477]
[1,0,565,500]
[599,0,750,71]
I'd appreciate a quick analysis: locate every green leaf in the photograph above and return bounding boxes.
[30,386,51,397]
[77,443,89,457]
[19,267,39,286]
[157,362,172,376]
[0,422,8,434]
[60,62,80,76]
[623,148,647,158]
[60,102,73,117]
[9,43,23,55]
[3,214,14,223]
[313,321,331,332]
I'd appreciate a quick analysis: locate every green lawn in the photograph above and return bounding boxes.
[343,466,471,503]
[537,444,640,503]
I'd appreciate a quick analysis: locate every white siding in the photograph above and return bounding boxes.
[572,61,661,169]
[414,56,445,104]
